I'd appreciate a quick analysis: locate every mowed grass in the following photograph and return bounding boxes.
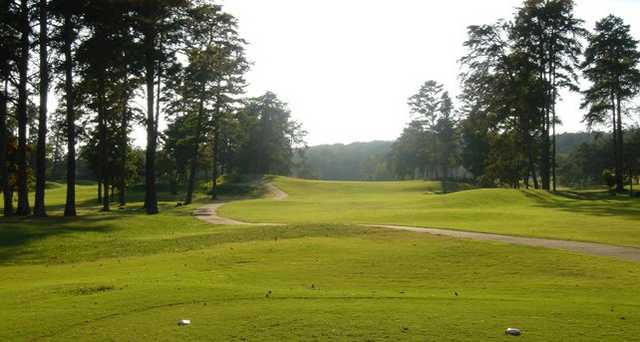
[0,179,639,341]
[221,177,640,247]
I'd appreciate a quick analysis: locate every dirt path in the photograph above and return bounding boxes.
[193,182,286,226]
[265,182,288,200]
[193,202,270,225]
[367,224,640,262]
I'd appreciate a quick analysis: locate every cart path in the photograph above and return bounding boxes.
[195,183,640,262]
[265,182,288,200]
[193,183,286,226]
[367,224,640,262]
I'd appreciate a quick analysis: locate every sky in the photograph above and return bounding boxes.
[214,0,640,146]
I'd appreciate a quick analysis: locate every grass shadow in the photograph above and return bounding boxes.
[521,189,640,219]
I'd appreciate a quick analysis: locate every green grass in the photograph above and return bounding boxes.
[1,178,639,341]
[221,177,640,247]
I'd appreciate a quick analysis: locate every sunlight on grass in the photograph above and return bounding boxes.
[221,177,640,247]
[1,178,639,341]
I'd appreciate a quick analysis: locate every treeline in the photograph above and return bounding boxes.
[0,0,303,218]
[294,133,600,182]
[293,141,393,181]
[389,1,640,190]
[560,130,640,188]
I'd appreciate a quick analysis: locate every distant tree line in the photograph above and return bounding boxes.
[1,0,304,218]
[292,141,394,181]
[387,0,640,190]
[292,133,600,183]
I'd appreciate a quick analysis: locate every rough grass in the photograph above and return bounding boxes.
[221,177,640,247]
[1,178,639,341]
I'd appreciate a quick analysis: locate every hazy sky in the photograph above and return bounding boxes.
[217,0,640,146]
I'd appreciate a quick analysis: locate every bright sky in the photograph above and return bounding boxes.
[218,0,640,146]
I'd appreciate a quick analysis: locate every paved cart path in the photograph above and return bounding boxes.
[366,224,640,262]
[193,183,286,226]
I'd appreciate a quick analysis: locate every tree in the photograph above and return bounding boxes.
[116,52,140,207]
[458,97,490,181]
[232,92,306,175]
[186,4,247,200]
[131,0,189,214]
[458,3,583,189]
[76,3,116,211]
[434,91,457,179]
[558,138,610,187]
[407,81,458,180]
[49,0,85,216]
[389,121,429,179]
[0,0,18,216]
[163,110,197,199]
[108,6,141,208]
[581,15,640,192]
[511,0,585,191]
[407,81,442,178]
[15,0,31,216]
[33,0,49,217]
[624,127,640,193]
[169,4,248,203]
[459,22,513,185]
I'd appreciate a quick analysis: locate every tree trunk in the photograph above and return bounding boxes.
[185,158,198,205]
[630,169,634,198]
[155,54,161,136]
[119,76,129,207]
[551,77,557,192]
[616,95,624,192]
[97,179,102,203]
[611,93,620,193]
[211,98,222,200]
[185,98,204,205]
[97,59,109,212]
[170,172,177,195]
[63,11,76,217]
[34,0,49,217]
[119,121,128,207]
[1,67,12,217]
[541,108,551,191]
[16,0,30,216]
[441,146,448,182]
[526,132,539,190]
[552,109,557,191]
[212,122,219,200]
[143,28,158,214]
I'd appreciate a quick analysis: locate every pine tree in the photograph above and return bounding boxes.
[15,0,31,216]
[33,0,49,217]
[0,0,18,216]
[581,15,640,192]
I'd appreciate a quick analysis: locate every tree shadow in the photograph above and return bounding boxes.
[0,215,117,264]
[521,189,640,219]
[0,178,276,264]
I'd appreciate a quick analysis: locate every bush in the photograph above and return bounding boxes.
[602,169,616,190]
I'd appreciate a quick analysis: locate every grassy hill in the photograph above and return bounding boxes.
[221,177,640,247]
[1,178,639,341]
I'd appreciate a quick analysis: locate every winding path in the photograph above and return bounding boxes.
[193,183,286,226]
[195,183,640,262]
[367,224,640,262]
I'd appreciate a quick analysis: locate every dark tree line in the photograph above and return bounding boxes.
[559,129,640,189]
[162,91,305,202]
[0,0,305,218]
